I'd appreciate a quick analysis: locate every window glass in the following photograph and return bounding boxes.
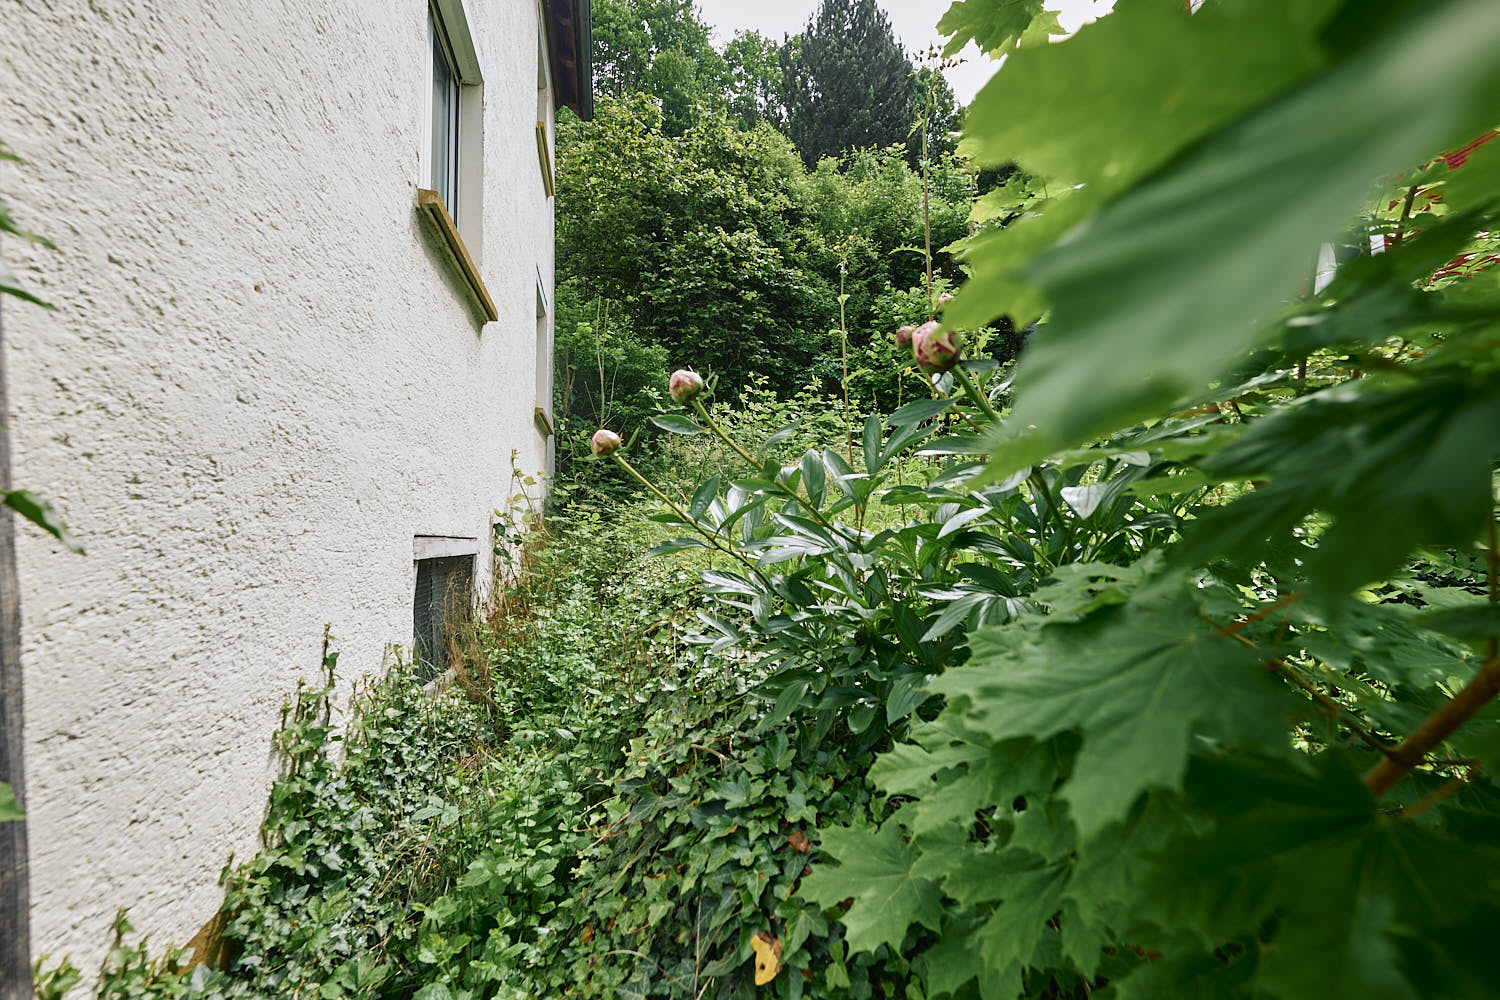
[430,9,460,215]
[413,554,473,677]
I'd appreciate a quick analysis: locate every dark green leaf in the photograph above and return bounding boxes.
[934,583,1296,836]
[800,822,944,953]
[4,490,83,553]
[976,0,1500,476]
[649,413,706,435]
[889,398,955,426]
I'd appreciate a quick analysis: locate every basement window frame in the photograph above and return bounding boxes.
[412,536,479,678]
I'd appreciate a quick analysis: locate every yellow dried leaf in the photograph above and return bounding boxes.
[751,929,782,986]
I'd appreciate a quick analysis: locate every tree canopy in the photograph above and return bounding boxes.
[780,0,920,167]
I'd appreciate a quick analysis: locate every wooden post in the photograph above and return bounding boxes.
[0,293,31,1000]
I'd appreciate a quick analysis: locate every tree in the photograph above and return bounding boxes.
[588,0,726,134]
[722,30,785,130]
[556,97,836,394]
[779,0,919,167]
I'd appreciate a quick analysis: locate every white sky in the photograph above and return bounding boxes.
[693,0,1117,105]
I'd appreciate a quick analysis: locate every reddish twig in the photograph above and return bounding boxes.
[1365,655,1500,797]
[1216,593,1302,637]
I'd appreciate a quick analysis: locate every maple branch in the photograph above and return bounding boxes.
[1215,593,1301,637]
[1400,765,1478,818]
[1225,631,1392,756]
[1364,654,1500,797]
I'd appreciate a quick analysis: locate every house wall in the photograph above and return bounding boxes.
[0,0,556,982]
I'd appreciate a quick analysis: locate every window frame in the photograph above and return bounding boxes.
[418,0,495,321]
[429,6,462,217]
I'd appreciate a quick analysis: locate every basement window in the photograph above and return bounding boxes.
[412,537,477,677]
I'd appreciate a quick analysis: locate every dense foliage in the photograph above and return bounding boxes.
[592,0,1500,997]
[555,0,971,479]
[778,0,918,168]
[553,98,977,474]
[40,1,1500,998]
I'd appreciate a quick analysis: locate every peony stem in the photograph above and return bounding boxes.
[610,452,770,586]
[952,364,1001,424]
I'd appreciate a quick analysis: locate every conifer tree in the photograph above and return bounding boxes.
[780,0,919,167]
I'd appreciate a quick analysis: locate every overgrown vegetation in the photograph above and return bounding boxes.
[38,0,1500,997]
[553,0,975,479]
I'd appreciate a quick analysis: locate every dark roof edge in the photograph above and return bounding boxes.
[545,0,593,120]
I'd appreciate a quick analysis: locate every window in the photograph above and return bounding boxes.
[429,6,461,216]
[413,537,477,678]
[535,17,555,196]
[419,0,495,320]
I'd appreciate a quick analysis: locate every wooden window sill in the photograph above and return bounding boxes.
[416,189,499,322]
[535,122,555,198]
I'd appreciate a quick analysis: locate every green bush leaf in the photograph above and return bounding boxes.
[801,822,944,953]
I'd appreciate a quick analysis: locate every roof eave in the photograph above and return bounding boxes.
[544,0,593,120]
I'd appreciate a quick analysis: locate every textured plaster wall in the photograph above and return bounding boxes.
[1,0,555,980]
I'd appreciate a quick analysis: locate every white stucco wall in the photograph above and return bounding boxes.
[1,0,557,982]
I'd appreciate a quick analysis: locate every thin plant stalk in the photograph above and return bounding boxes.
[838,258,853,465]
[690,398,759,469]
[609,452,770,587]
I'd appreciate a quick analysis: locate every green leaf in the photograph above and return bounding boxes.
[847,703,876,735]
[649,413,705,435]
[1184,375,1500,597]
[889,398,955,426]
[975,0,1500,476]
[936,583,1295,837]
[1112,948,1257,1000]
[937,0,1049,57]
[972,856,1068,979]
[1415,603,1500,641]
[869,730,987,797]
[3,490,83,553]
[0,781,23,822]
[801,821,944,953]
[1143,754,1500,1000]
[644,537,709,559]
[861,415,883,474]
[687,476,721,521]
[799,450,826,508]
[0,257,53,309]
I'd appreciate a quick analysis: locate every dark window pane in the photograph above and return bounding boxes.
[430,10,460,215]
[413,554,473,678]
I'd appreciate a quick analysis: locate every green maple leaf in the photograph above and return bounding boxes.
[800,821,944,954]
[937,0,1051,57]
[971,853,1069,979]
[935,583,1295,837]
[960,0,1500,477]
[1138,754,1500,1000]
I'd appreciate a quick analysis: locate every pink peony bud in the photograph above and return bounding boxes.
[668,368,705,405]
[912,321,963,372]
[591,428,623,457]
[895,324,917,349]
[937,291,955,306]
